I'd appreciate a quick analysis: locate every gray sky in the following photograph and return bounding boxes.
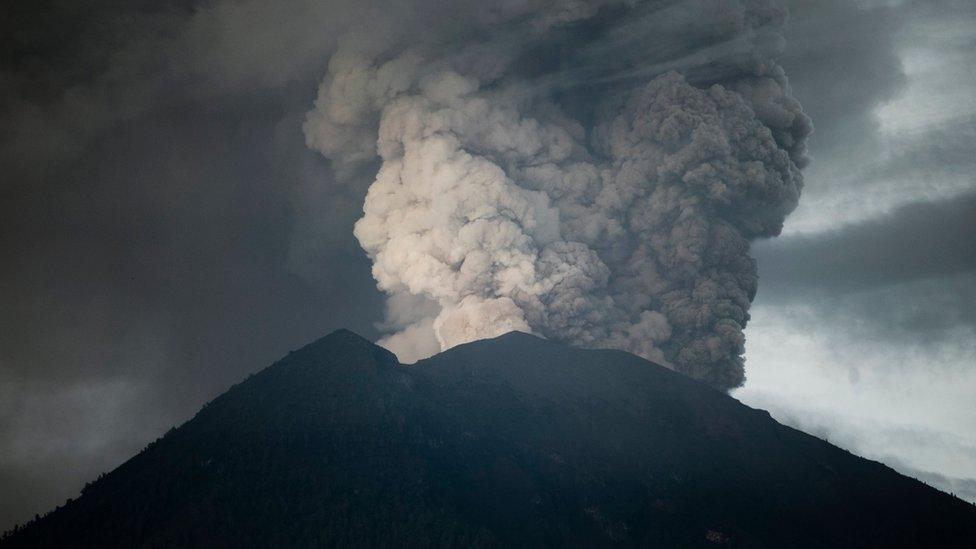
[735,0,976,503]
[2,0,974,530]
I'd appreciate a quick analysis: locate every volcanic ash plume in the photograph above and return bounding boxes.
[304,0,812,390]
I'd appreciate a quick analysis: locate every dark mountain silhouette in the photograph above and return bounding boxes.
[3,329,975,547]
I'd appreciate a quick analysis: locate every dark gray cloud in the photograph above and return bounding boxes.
[752,193,976,353]
[781,0,907,162]
[755,192,976,294]
[778,0,976,231]
[0,0,383,530]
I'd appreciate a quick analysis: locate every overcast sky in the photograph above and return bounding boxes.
[734,0,976,504]
[2,0,975,531]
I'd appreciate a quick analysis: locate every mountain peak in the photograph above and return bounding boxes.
[290,328,398,369]
[488,329,544,342]
[323,327,367,340]
[5,330,976,547]
[308,327,377,349]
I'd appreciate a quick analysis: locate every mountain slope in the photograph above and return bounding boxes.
[3,330,975,547]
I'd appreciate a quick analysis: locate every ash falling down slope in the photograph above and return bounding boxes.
[4,330,975,547]
[304,0,812,390]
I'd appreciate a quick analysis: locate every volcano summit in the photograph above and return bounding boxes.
[3,330,975,547]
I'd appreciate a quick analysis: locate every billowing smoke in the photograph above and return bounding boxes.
[304,0,811,390]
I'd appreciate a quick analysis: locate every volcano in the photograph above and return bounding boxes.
[3,329,975,547]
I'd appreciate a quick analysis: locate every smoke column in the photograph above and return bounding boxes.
[304,0,811,390]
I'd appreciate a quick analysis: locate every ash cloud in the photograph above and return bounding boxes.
[304,0,812,389]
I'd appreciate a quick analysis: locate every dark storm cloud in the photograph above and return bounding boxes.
[0,0,383,530]
[765,0,976,236]
[780,0,907,162]
[751,191,976,361]
[777,0,976,216]
[755,193,976,294]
